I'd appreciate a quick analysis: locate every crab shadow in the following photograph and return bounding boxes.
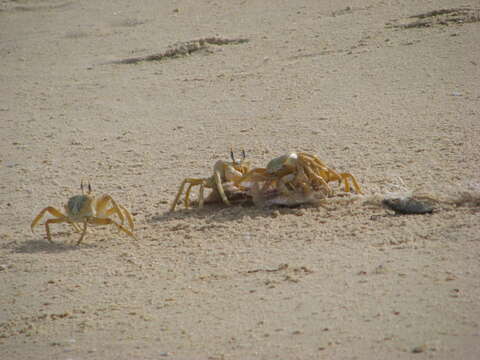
[147,201,317,225]
[12,238,96,254]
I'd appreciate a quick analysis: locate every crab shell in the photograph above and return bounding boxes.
[266,153,298,175]
[65,195,95,221]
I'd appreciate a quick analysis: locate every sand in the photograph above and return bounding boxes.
[1,0,480,359]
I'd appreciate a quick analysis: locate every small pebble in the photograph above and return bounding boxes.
[412,344,427,353]
[374,264,389,274]
[294,209,305,216]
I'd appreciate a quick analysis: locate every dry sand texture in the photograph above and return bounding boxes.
[1,0,480,359]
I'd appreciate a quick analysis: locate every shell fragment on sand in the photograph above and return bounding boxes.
[382,197,434,215]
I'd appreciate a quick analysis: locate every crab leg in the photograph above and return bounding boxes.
[260,177,276,193]
[214,169,230,206]
[76,218,89,245]
[96,195,125,225]
[170,179,190,211]
[118,204,134,230]
[70,223,82,232]
[299,153,329,169]
[184,182,196,208]
[292,167,314,194]
[31,206,79,233]
[104,204,134,230]
[31,207,66,232]
[86,217,137,242]
[44,218,70,243]
[338,173,363,194]
[198,183,205,208]
[276,175,296,196]
[302,153,363,194]
[236,168,268,188]
[302,165,333,195]
[170,178,207,211]
[185,179,207,208]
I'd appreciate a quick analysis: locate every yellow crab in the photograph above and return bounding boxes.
[170,150,250,211]
[239,152,363,196]
[31,181,136,244]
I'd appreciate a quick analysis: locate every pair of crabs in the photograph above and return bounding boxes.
[31,151,362,244]
[170,150,362,211]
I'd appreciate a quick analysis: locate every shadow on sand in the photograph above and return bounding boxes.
[147,200,317,225]
[10,237,96,254]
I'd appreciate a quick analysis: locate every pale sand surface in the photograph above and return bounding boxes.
[1,0,480,359]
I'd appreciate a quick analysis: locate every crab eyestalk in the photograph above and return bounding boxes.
[80,180,92,194]
[230,149,247,164]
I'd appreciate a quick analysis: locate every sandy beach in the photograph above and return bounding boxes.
[1,0,480,358]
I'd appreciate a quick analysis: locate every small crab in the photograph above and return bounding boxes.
[31,181,136,244]
[170,150,250,211]
[239,152,363,197]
